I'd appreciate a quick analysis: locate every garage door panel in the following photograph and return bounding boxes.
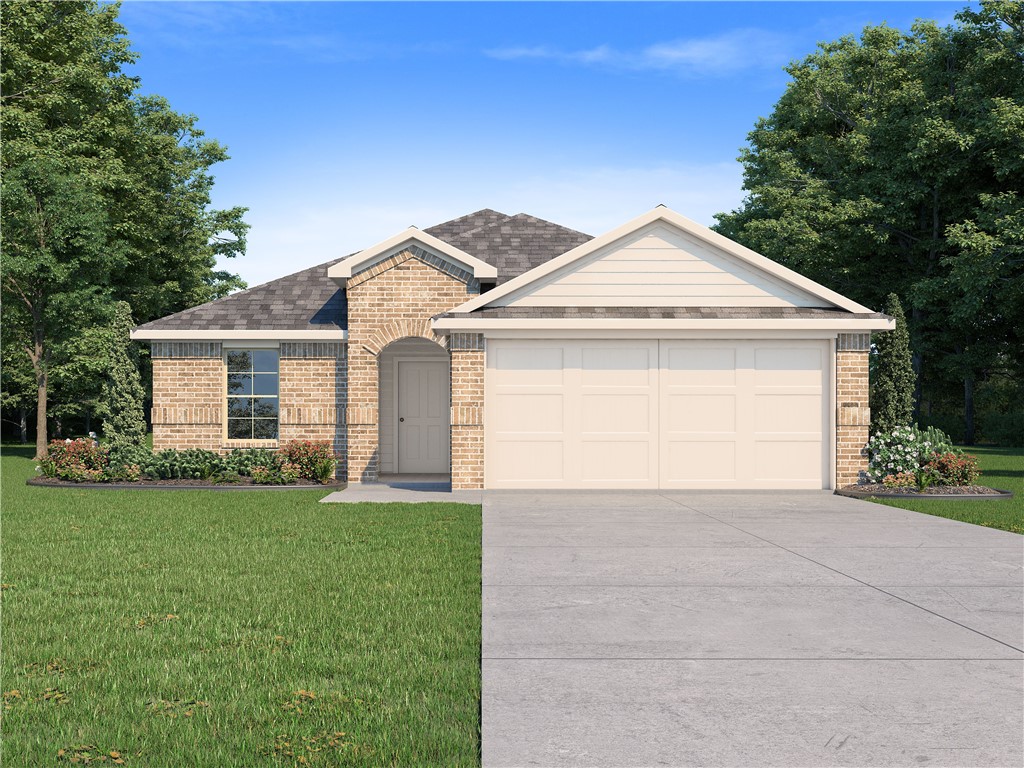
[491,441,565,483]
[493,346,564,385]
[664,347,736,386]
[583,394,651,433]
[581,441,653,482]
[754,441,822,482]
[668,394,737,433]
[754,347,824,386]
[491,393,563,433]
[666,441,737,482]
[754,394,822,433]
[581,346,654,387]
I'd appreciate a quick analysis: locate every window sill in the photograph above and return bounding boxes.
[222,440,279,450]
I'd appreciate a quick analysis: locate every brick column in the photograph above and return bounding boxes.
[279,342,347,477]
[836,333,871,487]
[150,342,223,451]
[345,344,380,483]
[450,333,485,490]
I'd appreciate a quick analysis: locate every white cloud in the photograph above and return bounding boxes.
[485,29,791,77]
[218,162,746,288]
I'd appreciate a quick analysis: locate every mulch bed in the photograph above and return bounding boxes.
[837,483,1012,500]
[27,477,345,491]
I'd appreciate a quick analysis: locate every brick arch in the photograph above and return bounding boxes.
[362,318,448,357]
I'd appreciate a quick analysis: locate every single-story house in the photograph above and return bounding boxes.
[132,206,893,490]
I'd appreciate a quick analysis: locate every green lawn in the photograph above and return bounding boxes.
[871,446,1024,534]
[0,446,481,766]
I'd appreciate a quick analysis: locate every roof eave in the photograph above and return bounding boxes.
[130,329,348,341]
[432,317,895,332]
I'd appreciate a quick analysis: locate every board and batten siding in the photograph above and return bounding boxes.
[498,224,825,308]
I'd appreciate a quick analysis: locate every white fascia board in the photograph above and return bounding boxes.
[327,227,498,280]
[450,206,875,315]
[130,329,348,341]
[432,317,894,332]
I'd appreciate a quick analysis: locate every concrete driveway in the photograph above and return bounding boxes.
[482,491,1023,767]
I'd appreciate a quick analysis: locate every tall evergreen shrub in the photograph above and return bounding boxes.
[99,302,147,448]
[871,293,916,434]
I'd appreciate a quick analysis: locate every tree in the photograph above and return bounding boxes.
[871,294,917,435]
[1,1,248,456]
[98,302,147,449]
[714,1,1024,440]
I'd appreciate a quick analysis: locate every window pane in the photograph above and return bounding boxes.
[252,419,278,440]
[252,397,278,418]
[252,373,278,396]
[227,351,252,372]
[227,418,252,440]
[227,398,252,418]
[227,373,252,395]
[252,350,279,373]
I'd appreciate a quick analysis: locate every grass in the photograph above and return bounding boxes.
[0,445,482,766]
[871,446,1024,534]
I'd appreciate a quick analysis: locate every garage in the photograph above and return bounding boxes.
[485,338,830,490]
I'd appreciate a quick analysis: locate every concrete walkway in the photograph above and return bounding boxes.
[482,491,1024,767]
[320,474,482,504]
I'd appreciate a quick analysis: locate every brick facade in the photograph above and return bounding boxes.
[449,333,485,489]
[151,341,345,470]
[836,332,871,487]
[344,248,483,487]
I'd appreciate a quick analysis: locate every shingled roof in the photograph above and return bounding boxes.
[134,209,594,334]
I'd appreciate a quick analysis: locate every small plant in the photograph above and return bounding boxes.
[925,451,981,486]
[883,471,917,489]
[39,439,110,482]
[277,440,337,483]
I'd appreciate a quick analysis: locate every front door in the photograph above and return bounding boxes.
[397,360,450,473]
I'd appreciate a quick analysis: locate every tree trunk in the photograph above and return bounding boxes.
[35,368,47,458]
[18,406,28,444]
[963,375,975,446]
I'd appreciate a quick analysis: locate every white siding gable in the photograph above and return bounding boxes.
[497,223,833,308]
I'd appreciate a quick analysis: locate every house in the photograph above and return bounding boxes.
[131,206,893,490]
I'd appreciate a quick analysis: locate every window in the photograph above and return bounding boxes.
[226,349,279,440]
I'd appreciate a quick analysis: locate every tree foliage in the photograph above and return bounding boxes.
[871,294,917,434]
[714,1,1024,443]
[98,302,147,449]
[0,1,248,455]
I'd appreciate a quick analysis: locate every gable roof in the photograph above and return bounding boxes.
[326,227,498,281]
[131,209,591,339]
[451,207,876,315]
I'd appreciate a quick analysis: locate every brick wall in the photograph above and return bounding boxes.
[345,248,481,485]
[150,341,346,465]
[450,333,485,490]
[836,333,871,487]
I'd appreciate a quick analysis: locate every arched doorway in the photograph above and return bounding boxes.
[378,337,450,476]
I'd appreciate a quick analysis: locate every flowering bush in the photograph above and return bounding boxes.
[925,452,981,486]
[39,438,110,482]
[277,440,337,483]
[882,471,916,489]
[866,426,941,481]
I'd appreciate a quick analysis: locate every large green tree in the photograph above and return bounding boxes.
[1,1,249,457]
[714,1,1024,443]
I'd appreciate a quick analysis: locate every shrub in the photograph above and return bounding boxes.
[39,438,110,482]
[925,451,981,486]
[144,449,225,480]
[870,293,916,435]
[277,440,337,483]
[866,425,950,481]
[882,471,916,489]
[223,448,281,477]
[108,444,154,481]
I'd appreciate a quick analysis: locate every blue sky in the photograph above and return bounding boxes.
[118,1,965,286]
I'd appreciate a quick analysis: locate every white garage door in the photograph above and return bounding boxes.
[485,339,829,489]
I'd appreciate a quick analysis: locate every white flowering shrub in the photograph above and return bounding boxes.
[866,425,953,482]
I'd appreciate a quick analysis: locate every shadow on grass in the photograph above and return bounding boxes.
[1,445,36,460]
